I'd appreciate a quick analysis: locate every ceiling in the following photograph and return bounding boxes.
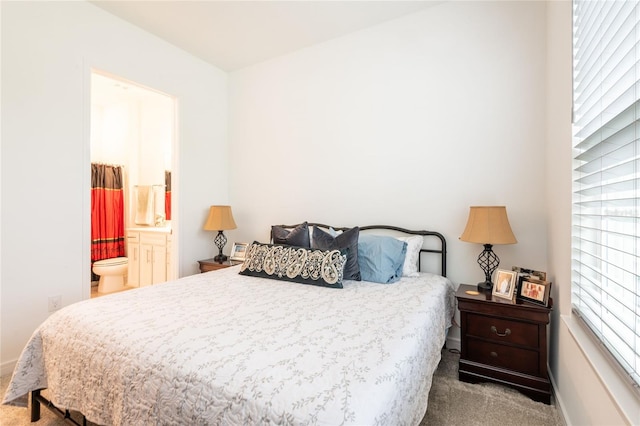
[91,1,438,71]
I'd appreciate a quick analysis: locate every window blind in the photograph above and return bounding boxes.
[572,0,640,388]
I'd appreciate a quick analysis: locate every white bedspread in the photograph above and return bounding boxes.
[4,266,454,425]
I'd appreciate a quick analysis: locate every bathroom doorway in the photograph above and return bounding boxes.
[90,70,177,297]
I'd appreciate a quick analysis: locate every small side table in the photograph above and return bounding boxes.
[456,284,552,404]
[197,259,241,273]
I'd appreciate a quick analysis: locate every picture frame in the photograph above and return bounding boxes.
[492,269,518,300]
[518,277,552,306]
[230,242,249,261]
[512,266,547,281]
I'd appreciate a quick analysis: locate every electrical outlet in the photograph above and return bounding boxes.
[48,295,62,312]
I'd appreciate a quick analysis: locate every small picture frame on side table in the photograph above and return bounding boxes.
[518,277,552,306]
[230,242,249,262]
[512,266,547,281]
[492,269,518,300]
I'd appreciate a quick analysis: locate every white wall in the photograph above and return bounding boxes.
[2,1,631,423]
[229,1,548,296]
[546,2,633,425]
[229,2,635,421]
[1,1,228,374]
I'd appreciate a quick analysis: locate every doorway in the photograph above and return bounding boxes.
[89,70,177,297]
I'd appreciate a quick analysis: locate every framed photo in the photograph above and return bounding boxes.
[492,269,518,300]
[518,277,552,306]
[512,266,547,281]
[230,242,249,261]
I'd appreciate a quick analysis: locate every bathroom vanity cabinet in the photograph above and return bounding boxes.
[127,228,172,287]
[127,233,140,287]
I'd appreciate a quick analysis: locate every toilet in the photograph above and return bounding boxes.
[93,257,128,293]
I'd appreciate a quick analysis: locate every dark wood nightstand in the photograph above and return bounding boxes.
[456,284,552,404]
[197,259,241,273]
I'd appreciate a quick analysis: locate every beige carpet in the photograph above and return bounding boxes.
[1,349,563,425]
[420,349,564,425]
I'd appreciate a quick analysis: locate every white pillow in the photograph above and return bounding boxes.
[396,235,423,277]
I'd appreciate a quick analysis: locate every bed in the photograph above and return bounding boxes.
[3,224,453,425]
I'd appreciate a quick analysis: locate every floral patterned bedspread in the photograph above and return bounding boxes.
[3,266,454,425]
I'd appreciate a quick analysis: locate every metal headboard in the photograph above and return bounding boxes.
[270,223,447,277]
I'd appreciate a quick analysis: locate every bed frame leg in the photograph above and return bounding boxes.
[29,389,88,425]
[30,390,41,422]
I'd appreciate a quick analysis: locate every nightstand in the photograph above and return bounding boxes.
[197,259,241,273]
[456,284,552,404]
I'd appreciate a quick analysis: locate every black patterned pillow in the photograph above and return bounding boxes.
[271,222,311,248]
[239,241,346,288]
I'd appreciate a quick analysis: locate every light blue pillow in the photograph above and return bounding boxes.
[357,235,407,284]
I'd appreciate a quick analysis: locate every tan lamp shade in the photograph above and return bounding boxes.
[203,205,237,231]
[460,206,517,245]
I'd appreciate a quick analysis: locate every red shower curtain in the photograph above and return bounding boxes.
[91,164,125,264]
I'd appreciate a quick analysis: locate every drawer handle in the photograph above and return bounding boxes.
[490,351,498,358]
[491,325,511,337]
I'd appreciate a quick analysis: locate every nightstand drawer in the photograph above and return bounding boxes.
[467,339,539,375]
[467,314,538,347]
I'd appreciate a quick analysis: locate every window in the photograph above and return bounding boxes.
[572,0,640,388]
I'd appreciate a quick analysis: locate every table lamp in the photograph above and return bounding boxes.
[203,205,237,262]
[460,206,517,291]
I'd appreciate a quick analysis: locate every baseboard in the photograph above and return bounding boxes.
[446,335,461,352]
[548,368,569,426]
[1,359,17,378]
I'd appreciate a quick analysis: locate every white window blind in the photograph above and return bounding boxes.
[572,0,640,388]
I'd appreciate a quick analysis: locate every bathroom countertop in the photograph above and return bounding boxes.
[127,225,172,234]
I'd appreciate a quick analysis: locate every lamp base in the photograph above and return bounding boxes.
[213,230,228,263]
[476,243,499,292]
[477,280,493,291]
